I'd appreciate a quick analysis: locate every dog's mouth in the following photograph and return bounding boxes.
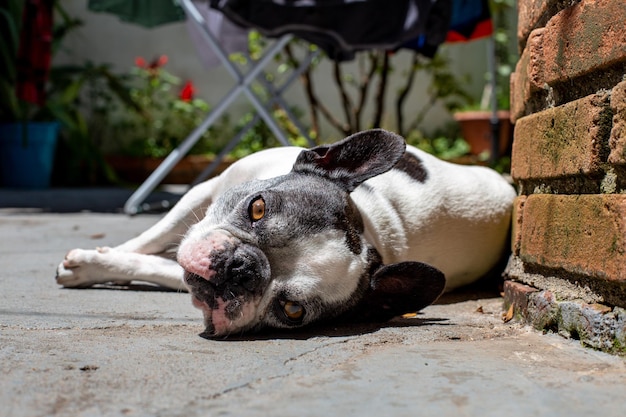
[183,271,263,337]
[178,232,273,337]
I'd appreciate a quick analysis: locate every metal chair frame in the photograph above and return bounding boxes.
[124,0,316,214]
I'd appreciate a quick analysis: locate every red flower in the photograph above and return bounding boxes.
[180,81,195,102]
[135,56,147,68]
[135,55,168,70]
[150,55,168,69]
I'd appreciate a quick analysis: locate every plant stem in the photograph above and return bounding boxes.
[396,52,420,136]
[333,62,354,132]
[372,51,389,128]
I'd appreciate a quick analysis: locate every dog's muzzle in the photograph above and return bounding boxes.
[178,231,271,336]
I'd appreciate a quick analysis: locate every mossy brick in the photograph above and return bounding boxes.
[511,91,611,182]
[517,0,581,51]
[511,0,626,121]
[532,0,626,87]
[518,194,626,283]
[504,279,626,353]
[608,80,626,165]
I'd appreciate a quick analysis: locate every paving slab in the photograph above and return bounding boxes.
[1,209,625,417]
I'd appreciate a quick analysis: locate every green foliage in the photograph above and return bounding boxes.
[50,62,141,184]
[227,107,311,159]
[488,0,518,110]
[0,1,140,184]
[398,52,474,135]
[252,33,475,152]
[0,1,90,123]
[425,53,474,114]
[107,62,229,158]
[405,130,470,161]
[102,56,311,160]
[0,0,23,122]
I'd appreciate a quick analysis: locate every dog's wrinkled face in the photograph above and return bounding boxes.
[179,175,376,336]
[177,129,446,337]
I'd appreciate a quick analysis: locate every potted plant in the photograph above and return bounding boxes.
[0,1,64,188]
[453,107,512,159]
[102,54,312,184]
[1,1,146,187]
[453,0,517,163]
[102,55,236,184]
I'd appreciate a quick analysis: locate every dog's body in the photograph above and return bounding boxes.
[57,130,516,337]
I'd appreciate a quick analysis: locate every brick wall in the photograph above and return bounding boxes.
[505,0,626,353]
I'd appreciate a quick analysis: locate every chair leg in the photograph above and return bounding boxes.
[124,0,312,214]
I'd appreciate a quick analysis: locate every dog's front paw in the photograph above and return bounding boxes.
[56,248,117,288]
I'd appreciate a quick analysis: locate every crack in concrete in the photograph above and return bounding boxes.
[282,338,352,366]
[204,373,291,400]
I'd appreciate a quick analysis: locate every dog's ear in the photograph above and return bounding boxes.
[344,262,446,323]
[293,129,406,192]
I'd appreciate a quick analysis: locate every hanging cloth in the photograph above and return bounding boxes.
[211,0,452,62]
[446,0,493,42]
[400,0,453,57]
[15,0,54,107]
[401,0,492,56]
[88,0,186,28]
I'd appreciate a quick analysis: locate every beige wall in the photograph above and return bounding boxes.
[56,0,490,142]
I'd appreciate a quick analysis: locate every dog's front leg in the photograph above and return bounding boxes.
[55,178,221,290]
[57,248,186,290]
[114,178,221,255]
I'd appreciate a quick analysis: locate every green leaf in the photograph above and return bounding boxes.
[60,78,86,104]
[0,5,20,83]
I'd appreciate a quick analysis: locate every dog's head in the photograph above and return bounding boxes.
[178,129,445,337]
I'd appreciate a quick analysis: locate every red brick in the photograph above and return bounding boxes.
[609,80,626,165]
[517,0,578,51]
[510,30,545,122]
[503,280,538,320]
[503,278,626,351]
[517,0,549,49]
[518,194,626,282]
[511,196,526,256]
[532,0,626,87]
[511,0,626,121]
[511,91,611,182]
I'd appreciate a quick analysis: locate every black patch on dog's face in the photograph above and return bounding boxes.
[264,245,385,329]
[393,152,428,183]
[336,197,364,255]
[315,246,384,321]
[213,173,364,252]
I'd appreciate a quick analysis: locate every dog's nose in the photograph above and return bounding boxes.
[221,244,270,294]
[178,232,270,295]
[226,257,258,292]
[177,238,220,282]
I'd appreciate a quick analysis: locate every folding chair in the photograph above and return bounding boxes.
[123,0,316,214]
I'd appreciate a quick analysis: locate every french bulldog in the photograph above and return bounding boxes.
[56,129,516,337]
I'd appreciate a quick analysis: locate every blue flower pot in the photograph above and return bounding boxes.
[0,122,60,188]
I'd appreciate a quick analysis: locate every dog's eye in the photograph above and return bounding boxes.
[249,197,265,222]
[281,300,304,322]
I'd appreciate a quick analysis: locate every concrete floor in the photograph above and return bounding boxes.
[1,189,625,417]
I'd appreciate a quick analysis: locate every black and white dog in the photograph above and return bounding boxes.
[56,129,516,337]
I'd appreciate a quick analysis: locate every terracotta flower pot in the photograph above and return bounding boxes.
[454,110,513,158]
[105,154,235,184]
